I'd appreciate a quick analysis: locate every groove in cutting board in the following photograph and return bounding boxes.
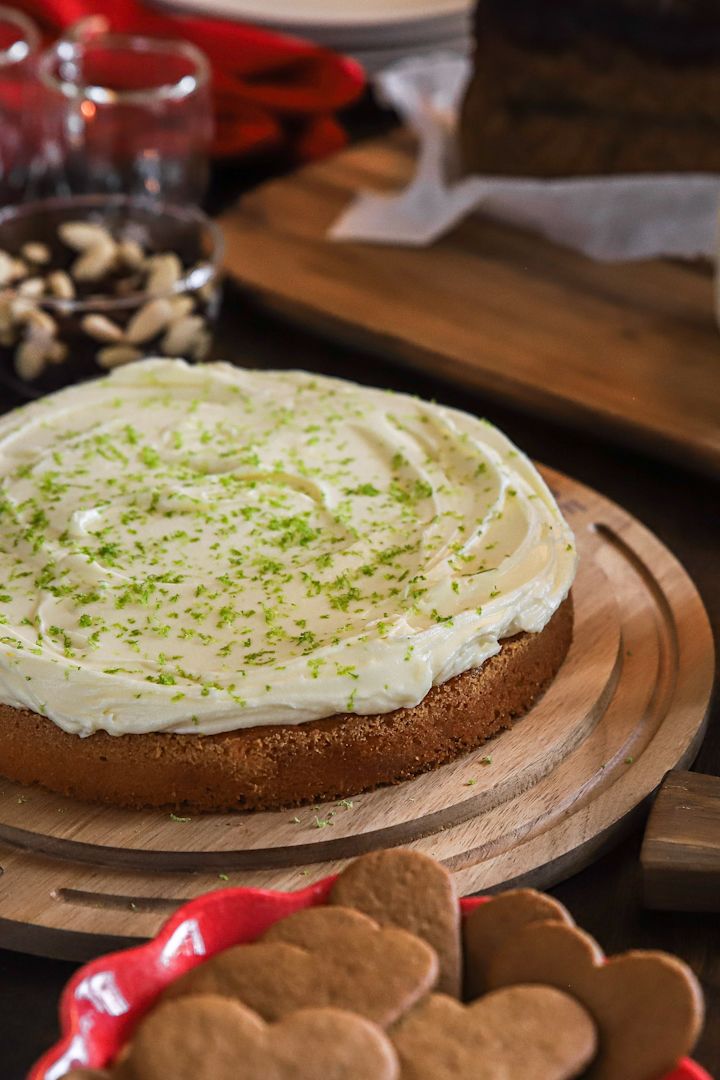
[0,469,712,960]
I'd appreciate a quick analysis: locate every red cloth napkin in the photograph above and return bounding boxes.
[17,0,365,161]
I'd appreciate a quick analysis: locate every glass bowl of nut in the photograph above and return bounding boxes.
[0,194,223,398]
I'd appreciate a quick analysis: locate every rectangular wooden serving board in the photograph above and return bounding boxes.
[642,771,720,913]
[221,130,720,475]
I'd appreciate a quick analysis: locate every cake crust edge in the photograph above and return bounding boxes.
[0,596,573,812]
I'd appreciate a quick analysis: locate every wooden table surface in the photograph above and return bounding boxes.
[1,228,719,1077]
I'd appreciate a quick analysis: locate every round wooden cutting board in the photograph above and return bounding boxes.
[0,467,713,961]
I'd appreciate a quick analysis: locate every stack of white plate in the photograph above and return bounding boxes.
[156,0,474,72]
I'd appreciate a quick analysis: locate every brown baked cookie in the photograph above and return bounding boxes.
[329,849,461,997]
[391,987,597,1079]
[118,994,399,1079]
[264,906,438,1024]
[463,888,573,998]
[486,920,704,1080]
[165,907,437,1028]
[63,1072,112,1079]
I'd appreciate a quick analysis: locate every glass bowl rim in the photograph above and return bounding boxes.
[0,194,224,313]
[38,32,210,106]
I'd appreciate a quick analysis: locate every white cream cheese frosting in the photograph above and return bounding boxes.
[0,359,576,737]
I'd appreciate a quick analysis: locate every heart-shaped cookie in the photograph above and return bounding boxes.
[391,987,597,1079]
[64,1072,112,1079]
[118,994,399,1079]
[486,920,704,1080]
[165,906,437,1027]
[463,887,573,998]
[330,849,461,997]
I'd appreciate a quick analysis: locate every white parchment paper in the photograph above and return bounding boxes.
[330,54,720,264]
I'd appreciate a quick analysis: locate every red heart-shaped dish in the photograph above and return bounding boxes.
[29,877,712,1080]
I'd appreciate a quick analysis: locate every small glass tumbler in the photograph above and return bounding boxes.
[38,32,212,204]
[0,194,223,400]
[0,6,41,203]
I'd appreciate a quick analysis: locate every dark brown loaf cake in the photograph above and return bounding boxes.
[460,0,720,176]
[0,597,572,812]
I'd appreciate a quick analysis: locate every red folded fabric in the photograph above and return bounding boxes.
[16,0,365,161]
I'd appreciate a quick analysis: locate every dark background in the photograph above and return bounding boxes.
[0,112,718,1077]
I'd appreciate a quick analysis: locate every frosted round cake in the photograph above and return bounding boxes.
[0,360,576,809]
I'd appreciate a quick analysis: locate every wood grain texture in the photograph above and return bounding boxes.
[641,770,720,913]
[220,130,720,475]
[0,468,712,961]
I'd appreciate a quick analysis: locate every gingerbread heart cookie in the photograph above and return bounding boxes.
[119,994,399,1079]
[330,849,461,997]
[391,986,597,1079]
[64,1072,112,1079]
[486,920,704,1080]
[463,887,573,998]
[165,906,437,1027]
